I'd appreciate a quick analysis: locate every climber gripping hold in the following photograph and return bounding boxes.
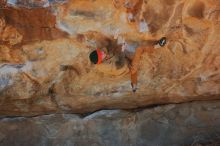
[89,36,167,93]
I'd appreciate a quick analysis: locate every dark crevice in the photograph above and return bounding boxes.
[48,83,61,110]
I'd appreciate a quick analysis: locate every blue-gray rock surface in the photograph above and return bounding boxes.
[0,100,219,146]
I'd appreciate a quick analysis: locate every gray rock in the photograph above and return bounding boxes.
[0,101,219,146]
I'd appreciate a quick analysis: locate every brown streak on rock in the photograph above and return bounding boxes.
[0,7,68,45]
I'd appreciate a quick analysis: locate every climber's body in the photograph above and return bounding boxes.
[89,37,167,92]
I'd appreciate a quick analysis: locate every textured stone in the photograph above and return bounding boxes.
[6,0,68,8]
[0,101,219,146]
[0,0,219,116]
[0,1,219,145]
[0,6,68,46]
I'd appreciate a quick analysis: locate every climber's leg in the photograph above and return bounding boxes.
[129,47,144,92]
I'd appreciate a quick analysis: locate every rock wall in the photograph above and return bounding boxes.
[0,100,219,146]
[0,0,219,116]
[0,1,220,145]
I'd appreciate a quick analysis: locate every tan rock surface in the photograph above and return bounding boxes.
[0,0,219,116]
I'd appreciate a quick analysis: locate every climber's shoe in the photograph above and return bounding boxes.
[158,37,167,47]
[131,83,137,93]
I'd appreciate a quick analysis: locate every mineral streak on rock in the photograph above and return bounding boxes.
[0,0,219,116]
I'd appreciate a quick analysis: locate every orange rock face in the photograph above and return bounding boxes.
[0,0,219,116]
[0,6,68,46]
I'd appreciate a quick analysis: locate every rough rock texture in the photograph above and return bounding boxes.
[0,7,68,46]
[0,1,220,145]
[0,0,219,116]
[0,101,220,146]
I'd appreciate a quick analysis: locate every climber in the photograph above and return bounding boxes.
[89,48,109,65]
[89,37,167,92]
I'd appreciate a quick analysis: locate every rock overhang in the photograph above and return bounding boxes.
[0,0,219,116]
